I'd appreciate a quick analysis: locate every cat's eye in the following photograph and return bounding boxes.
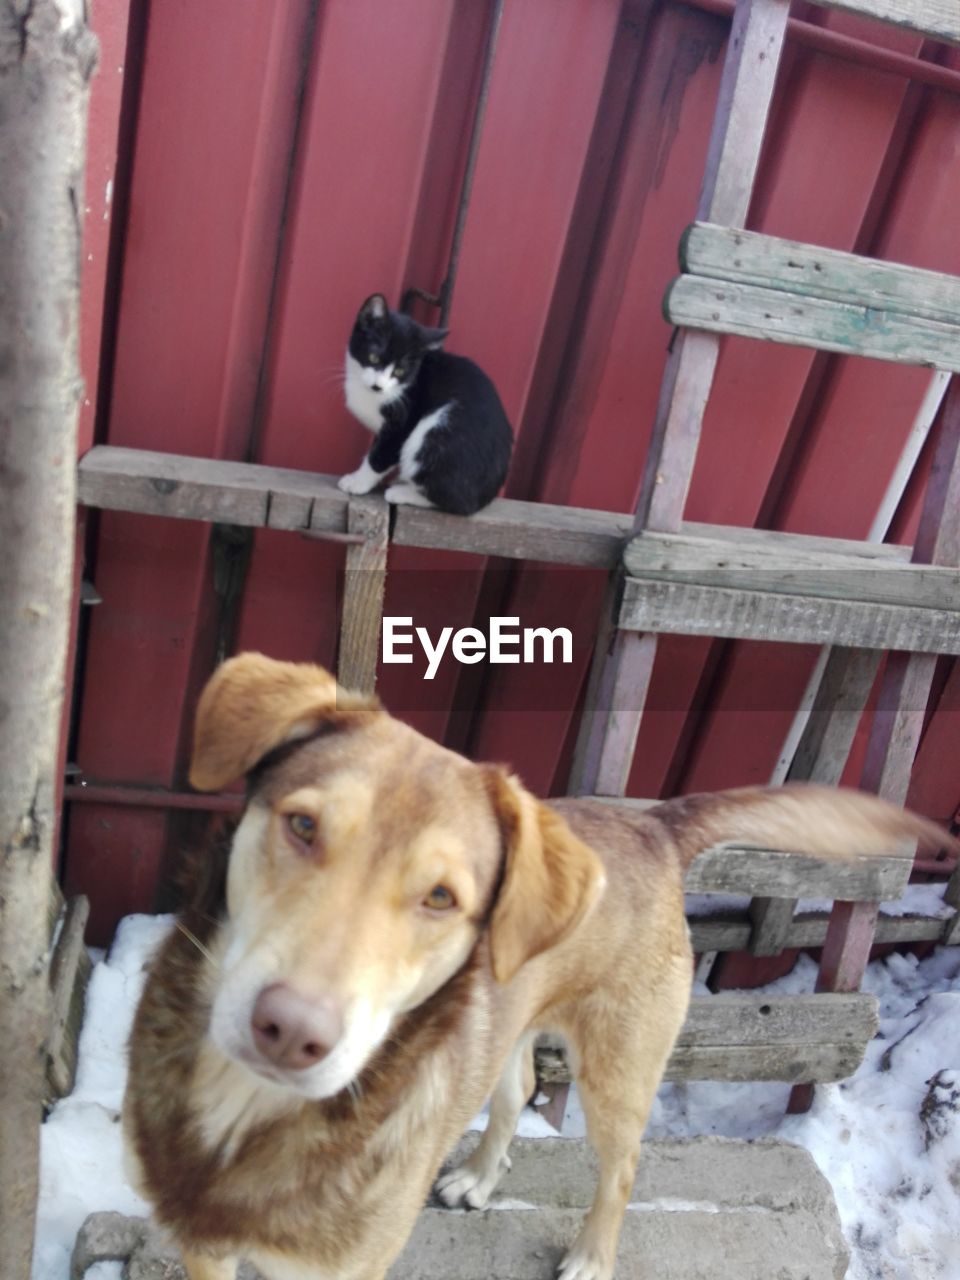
[422,885,457,912]
[394,364,406,379]
[286,813,317,846]
[368,351,380,366]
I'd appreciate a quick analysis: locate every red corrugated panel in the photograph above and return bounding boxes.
[70,0,960,937]
[69,0,318,936]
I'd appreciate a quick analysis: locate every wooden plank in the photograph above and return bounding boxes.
[674,992,875,1046]
[663,1042,868,1082]
[393,500,629,568]
[816,902,881,992]
[623,531,960,609]
[337,497,389,696]
[690,909,948,953]
[665,276,960,372]
[682,520,910,563]
[806,0,960,45]
[784,649,883,785]
[749,895,796,957]
[619,578,960,654]
[942,865,960,945]
[685,843,912,901]
[77,446,631,568]
[575,631,659,797]
[790,899,881,1112]
[695,0,793,230]
[568,577,650,795]
[861,651,939,805]
[78,445,350,532]
[46,895,92,1103]
[680,223,960,326]
[534,1082,571,1133]
[535,993,877,1084]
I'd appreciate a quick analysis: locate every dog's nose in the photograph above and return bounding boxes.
[251,984,343,1071]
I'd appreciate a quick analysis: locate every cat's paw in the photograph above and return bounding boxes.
[383,483,434,508]
[338,468,379,495]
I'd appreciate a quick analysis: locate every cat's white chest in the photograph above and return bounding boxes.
[344,353,386,433]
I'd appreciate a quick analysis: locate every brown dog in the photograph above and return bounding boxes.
[123,653,952,1280]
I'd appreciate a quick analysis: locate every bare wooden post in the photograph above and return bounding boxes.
[570,0,792,795]
[0,3,97,1274]
[337,496,390,695]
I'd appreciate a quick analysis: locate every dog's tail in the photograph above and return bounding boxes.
[647,783,958,870]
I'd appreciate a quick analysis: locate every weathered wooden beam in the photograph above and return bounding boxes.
[78,446,350,532]
[619,578,960,654]
[942,865,960,946]
[689,907,950,953]
[77,446,631,567]
[785,649,883,785]
[45,896,92,1105]
[680,223,960,326]
[623,531,960,608]
[685,842,912,901]
[535,992,877,1084]
[392,500,630,568]
[663,1042,868,1082]
[665,276,960,371]
[694,0,793,234]
[749,895,797,957]
[337,498,389,696]
[682,520,910,562]
[806,0,960,45]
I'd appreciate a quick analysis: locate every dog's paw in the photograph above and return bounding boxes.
[556,1243,615,1280]
[338,468,378,495]
[434,1157,509,1211]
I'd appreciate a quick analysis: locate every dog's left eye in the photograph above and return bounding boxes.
[286,813,317,845]
[422,885,456,912]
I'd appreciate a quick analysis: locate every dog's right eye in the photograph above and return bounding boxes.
[286,813,317,846]
[422,885,457,912]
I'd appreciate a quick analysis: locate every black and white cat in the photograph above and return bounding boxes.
[339,294,513,515]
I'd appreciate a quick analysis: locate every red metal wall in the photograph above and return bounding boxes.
[69,0,960,939]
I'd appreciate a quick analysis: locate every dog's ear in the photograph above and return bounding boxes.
[485,769,605,984]
[189,653,373,791]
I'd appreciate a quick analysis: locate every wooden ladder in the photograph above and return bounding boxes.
[568,0,960,1112]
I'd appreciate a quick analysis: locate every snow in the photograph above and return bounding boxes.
[35,917,960,1280]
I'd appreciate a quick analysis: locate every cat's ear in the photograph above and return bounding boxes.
[418,325,449,350]
[358,293,389,325]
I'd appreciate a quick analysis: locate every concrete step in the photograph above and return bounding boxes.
[72,1136,849,1280]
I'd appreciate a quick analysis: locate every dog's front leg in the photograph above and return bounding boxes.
[558,967,691,1280]
[435,1031,536,1210]
[179,1249,238,1280]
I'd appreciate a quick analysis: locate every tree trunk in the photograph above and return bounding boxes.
[0,3,97,1276]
